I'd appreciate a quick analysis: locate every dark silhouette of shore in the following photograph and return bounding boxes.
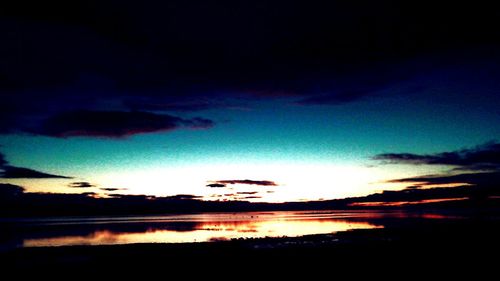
[2,181,500,217]
[1,217,498,276]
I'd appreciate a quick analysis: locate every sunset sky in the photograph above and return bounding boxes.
[1,1,499,202]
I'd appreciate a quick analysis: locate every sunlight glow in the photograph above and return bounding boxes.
[93,163,394,202]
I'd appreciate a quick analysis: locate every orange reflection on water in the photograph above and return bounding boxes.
[23,215,380,247]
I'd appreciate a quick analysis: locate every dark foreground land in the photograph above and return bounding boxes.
[1,216,499,276]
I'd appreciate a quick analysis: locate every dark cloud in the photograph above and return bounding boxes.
[377,142,500,192]
[210,180,278,187]
[388,172,500,187]
[0,151,71,179]
[165,194,203,200]
[295,90,372,106]
[69,182,95,188]
[123,99,226,113]
[240,196,262,200]
[206,183,226,188]
[34,110,214,138]
[100,187,127,192]
[107,194,154,200]
[293,64,421,105]
[0,166,71,179]
[0,153,7,167]
[405,185,424,190]
[1,1,500,136]
[374,141,500,171]
[81,192,97,197]
[236,192,259,195]
[348,186,486,206]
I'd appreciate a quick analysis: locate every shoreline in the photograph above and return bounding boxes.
[1,208,488,250]
[2,217,499,273]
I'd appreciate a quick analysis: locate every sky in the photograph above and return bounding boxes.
[1,1,500,202]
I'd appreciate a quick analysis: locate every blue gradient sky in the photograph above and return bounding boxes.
[1,76,499,201]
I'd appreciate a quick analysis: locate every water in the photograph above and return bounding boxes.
[0,210,459,248]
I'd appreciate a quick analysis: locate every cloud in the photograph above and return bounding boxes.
[349,179,500,206]
[236,192,259,195]
[0,153,71,179]
[165,194,203,200]
[206,183,226,188]
[376,142,500,191]
[123,99,224,112]
[388,172,500,187]
[0,153,7,167]
[69,182,95,188]
[373,141,500,171]
[0,166,71,179]
[107,194,154,200]
[405,185,424,190]
[295,91,371,106]
[35,110,214,138]
[240,196,262,200]
[2,2,500,137]
[81,192,97,197]
[100,188,127,192]
[0,151,71,179]
[209,179,278,187]
[1,150,70,179]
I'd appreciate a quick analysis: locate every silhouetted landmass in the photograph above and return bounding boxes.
[1,179,499,218]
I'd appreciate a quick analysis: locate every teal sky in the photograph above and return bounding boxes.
[1,77,499,202]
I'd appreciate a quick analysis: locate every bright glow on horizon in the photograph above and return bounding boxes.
[89,163,406,202]
[6,162,435,202]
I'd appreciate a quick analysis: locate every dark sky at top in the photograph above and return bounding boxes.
[2,1,500,132]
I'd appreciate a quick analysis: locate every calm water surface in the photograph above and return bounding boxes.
[0,210,459,248]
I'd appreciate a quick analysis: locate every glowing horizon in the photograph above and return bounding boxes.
[5,160,449,202]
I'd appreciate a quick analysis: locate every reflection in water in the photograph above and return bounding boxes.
[23,219,377,247]
[0,210,459,248]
